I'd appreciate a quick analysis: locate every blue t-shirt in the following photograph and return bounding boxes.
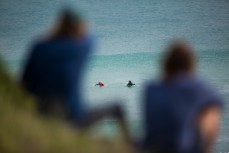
[22,36,93,120]
[143,74,223,153]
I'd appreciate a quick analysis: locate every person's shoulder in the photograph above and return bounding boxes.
[175,74,210,89]
[194,76,224,109]
[145,80,164,93]
[73,35,95,47]
[182,76,218,96]
[31,36,53,50]
[191,76,215,91]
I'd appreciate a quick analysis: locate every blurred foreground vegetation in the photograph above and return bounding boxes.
[0,58,128,153]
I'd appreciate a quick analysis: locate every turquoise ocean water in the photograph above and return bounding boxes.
[0,0,228,152]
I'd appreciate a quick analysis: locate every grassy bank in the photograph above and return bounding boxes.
[0,58,128,153]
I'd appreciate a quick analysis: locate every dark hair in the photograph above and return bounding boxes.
[53,9,82,38]
[163,40,196,78]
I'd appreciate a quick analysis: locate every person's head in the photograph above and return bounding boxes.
[53,9,87,39]
[129,80,131,83]
[162,40,196,80]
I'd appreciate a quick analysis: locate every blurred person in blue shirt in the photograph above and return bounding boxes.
[21,9,130,141]
[142,40,223,153]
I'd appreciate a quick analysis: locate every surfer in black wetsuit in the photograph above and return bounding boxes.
[95,82,105,87]
[126,80,135,87]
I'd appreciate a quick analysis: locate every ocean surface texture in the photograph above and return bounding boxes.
[0,0,228,152]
